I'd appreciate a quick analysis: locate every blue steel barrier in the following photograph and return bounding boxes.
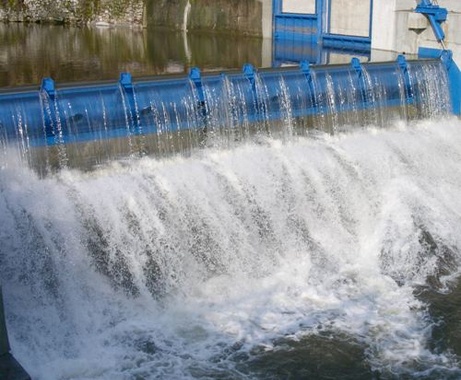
[418,48,461,116]
[0,52,459,148]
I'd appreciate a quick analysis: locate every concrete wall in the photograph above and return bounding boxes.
[0,0,273,37]
[0,0,145,26]
[145,0,272,38]
[372,0,461,64]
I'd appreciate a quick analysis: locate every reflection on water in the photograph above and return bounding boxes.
[0,23,404,88]
[0,23,268,87]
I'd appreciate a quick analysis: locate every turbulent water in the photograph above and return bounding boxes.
[1,117,461,379]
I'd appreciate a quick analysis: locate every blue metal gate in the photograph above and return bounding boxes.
[273,0,322,42]
[273,0,372,53]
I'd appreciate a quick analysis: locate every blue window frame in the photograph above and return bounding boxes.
[273,0,372,52]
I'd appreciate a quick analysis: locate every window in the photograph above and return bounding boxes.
[282,0,316,15]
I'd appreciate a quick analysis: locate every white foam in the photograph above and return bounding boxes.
[2,118,461,378]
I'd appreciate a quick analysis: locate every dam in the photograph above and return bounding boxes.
[0,1,459,174]
[0,52,457,174]
[1,1,461,379]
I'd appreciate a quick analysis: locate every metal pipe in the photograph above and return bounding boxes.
[415,0,448,47]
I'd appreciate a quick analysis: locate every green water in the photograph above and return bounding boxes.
[0,23,268,87]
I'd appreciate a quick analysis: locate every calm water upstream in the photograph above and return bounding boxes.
[1,23,461,380]
[0,23,269,87]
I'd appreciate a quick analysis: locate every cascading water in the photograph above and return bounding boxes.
[1,60,461,379]
[1,58,454,175]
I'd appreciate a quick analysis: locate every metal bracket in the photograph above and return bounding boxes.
[397,54,414,104]
[189,67,208,136]
[415,0,448,48]
[119,72,133,90]
[351,57,363,77]
[119,72,140,133]
[40,77,56,99]
[299,60,317,109]
[189,67,205,104]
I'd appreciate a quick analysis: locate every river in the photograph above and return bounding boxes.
[0,23,460,380]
